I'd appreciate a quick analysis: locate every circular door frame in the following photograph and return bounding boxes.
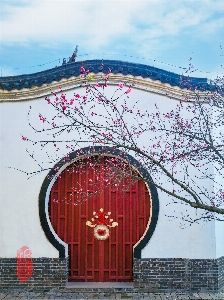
[39,146,159,259]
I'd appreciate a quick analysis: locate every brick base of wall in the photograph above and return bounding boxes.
[218,256,224,291]
[133,258,219,292]
[0,258,67,290]
[0,257,223,292]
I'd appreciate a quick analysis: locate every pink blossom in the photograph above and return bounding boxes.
[80,66,85,73]
[75,94,81,98]
[39,115,46,122]
[125,88,131,94]
[119,83,124,89]
[185,121,190,127]
[22,136,27,141]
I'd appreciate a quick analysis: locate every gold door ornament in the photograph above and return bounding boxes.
[86,208,118,240]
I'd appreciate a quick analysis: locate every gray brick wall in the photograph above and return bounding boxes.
[133,258,219,292]
[218,256,224,291]
[0,257,68,290]
[0,256,223,292]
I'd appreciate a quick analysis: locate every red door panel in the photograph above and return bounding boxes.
[49,156,151,282]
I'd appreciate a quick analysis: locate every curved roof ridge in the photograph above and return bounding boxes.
[0,59,213,92]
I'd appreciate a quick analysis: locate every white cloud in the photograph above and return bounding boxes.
[0,0,224,48]
[1,0,136,46]
[0,0,224,60]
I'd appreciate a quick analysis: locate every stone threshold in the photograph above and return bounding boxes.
[66,282,134,289]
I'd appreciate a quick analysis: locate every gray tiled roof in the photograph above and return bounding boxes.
[0,59,213,91]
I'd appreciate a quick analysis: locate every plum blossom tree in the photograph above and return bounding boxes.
[21,63,224,225]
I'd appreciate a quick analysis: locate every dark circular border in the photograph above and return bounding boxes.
[39,146,159,259]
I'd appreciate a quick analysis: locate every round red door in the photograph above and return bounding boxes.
[49,156,151,282]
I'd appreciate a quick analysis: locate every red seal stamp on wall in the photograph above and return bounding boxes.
[16,246,33,282]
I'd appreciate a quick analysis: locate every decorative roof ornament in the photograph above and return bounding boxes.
[86,208,118,240]
[62,45,78,65]
[68,45,78,63]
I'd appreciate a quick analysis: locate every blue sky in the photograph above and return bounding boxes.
[0,0,224,79]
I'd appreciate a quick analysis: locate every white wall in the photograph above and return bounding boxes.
[0,83,217,258]
[142,191,216,259]
[0,100,58,257]
[213,105,224,258]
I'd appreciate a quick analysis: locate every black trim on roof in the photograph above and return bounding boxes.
[0,59,213,92]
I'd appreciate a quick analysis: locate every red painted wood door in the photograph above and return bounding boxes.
[49,156,151,282]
